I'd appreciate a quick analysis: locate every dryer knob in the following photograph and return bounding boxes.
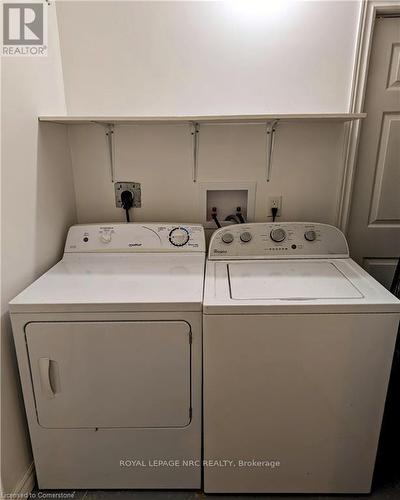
[100,230,112,243]
[270,228,286,243]
[169,227,190,247]
[221,232,234,244]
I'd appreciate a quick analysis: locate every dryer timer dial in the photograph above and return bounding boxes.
[169,227,190,247]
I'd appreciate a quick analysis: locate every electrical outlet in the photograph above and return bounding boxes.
[114,182,141,208]
[268,195,282,217]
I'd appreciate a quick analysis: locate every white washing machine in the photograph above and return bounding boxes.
[10,223,205,489]
[203,222,400,494]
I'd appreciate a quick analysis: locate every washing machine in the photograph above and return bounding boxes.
[203,222,400,494]
[10,223,205,489]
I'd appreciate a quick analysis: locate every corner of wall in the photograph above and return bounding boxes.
[1,1,72,495]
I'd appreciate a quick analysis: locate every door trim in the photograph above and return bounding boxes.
[338,1,400,233]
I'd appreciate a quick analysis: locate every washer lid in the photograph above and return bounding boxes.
[228,261,363,300]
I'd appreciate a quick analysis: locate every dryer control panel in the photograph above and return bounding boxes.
[209,223,349,259]
[65,224,205,253]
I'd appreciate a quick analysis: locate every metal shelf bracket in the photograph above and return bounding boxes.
[190,122,200,183]
[93,121,116,183]
[105,124,115,183]
[266,120,279,182]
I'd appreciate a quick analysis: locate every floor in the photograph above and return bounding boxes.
[27,481,400,500]
[28,472,400,500]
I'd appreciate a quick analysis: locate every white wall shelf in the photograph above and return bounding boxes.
[39,113,366,184]
[39,113,366,125]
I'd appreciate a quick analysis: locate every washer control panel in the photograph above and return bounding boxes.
[65,224,205,253]
[209,223,349,259]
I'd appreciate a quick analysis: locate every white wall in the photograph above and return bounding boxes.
[68,121,346,225]
[57,0,361,115]
[1,4,77,495]
[58,0,361,227]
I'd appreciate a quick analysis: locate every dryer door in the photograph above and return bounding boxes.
[25,321,191,428]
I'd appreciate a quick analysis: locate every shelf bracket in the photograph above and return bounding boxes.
[105,123,115,183]
[266,120,279,182]
[190,122,200,183]
[93,121,116,183]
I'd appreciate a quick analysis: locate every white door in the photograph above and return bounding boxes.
[348,16,400,289]
[26,321,191,428]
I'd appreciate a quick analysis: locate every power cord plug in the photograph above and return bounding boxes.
[121,190,134,223]
[271,206,278,222]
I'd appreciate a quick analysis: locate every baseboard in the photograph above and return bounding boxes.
[11,462,35,497]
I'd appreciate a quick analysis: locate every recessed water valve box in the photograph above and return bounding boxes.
[199,182,256,229]
[114,182,141,208]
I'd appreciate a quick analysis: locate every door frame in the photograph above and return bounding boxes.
[338,0,400,233]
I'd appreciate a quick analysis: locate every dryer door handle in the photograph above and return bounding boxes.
[38,357,55,399]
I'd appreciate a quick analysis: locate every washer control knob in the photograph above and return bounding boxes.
[221,232,234,244]
[100,230,112,243]
[304,230,317,242]
[240,231,252,243]
[169,227,190,247]
[270,228,286,243]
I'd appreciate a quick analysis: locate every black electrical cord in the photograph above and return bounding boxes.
[271,206,278,222]
[121,190,134,223]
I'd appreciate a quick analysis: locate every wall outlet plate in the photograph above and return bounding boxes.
[114,182,141,208]
[268,195,282,217]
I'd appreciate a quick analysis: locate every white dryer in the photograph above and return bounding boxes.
[203,222,400,494]
[10,223,205,489]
